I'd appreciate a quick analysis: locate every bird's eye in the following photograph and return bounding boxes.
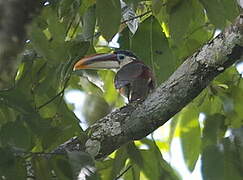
[118,54,125,60]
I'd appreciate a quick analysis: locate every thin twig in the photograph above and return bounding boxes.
[65,15,76,37]
[15,150,66,159]
[37,59,73,110]
[115,165,132,180]
[121,10,152,24]
[37,89,65,109]
[85,31,101,41]
[70,18,81,39]
[183,22,212,40]
[86,10,153,41]
[30,152,65,155]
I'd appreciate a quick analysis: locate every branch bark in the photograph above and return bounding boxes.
[54,15,243,159]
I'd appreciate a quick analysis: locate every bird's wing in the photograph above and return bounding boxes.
[114,62,145,89]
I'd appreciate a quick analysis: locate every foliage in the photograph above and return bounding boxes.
[0,0,242,179]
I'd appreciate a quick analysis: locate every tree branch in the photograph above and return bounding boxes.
[54,15,243,159]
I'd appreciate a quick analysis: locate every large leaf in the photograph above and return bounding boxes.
[107,147,128,180]
[232,128,243,168]
[222,138,243,180]
[95,159,114,180]
[51,155,73,180]
[130,16,176,83]
[200,0,239,29]
[201,144,224,180]
[0,89,35,114]
[30,7,70,64]
[67,151,98,180]
[168,0,195,43]
[126,142,144,168]
[0,148,26,180]
[167,0,213,60]
[96,0,121,41]
[177,105,201,171]
[140,139,180,180]
[0,119,31,149]
[123,162,140,180]
[98,70,124,106]
[82,5,96,40]
[32,157,53,180]
[202,137,243,180]
[0,104,16,125]
[82,94,110,126]
[202,114,226,149]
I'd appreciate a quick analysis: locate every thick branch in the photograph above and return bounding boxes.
[55,15,243,159]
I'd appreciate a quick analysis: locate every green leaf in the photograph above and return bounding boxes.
[232,128,243,167]
[0,104,16,125]
[202,136,243,180]
[174,0,213,60]
[224,84,243,128]
[168,0,195,43]
[196,88,223,115]
[82,95,110,126]
[96,0,121,41]
[31,23,55,63]
[51,155,73,180]
[75,76,103,96]
[79,0,96,17]
[167,115,179,147]
[126,142,144,167]
[165,0,214,62]
[131,16,176,83]
[140,139,180,180]
[67,151,98,180]
[140,149,160,180]
[49,99,82,148]
[118,27,131,50]
[0,147,26,180]
[32,157,53,180]
[109,147,128,180]
[203,0,239,27]
[222,138,243,180]
[201,144,224,180]
[24,95,81,151]
[177,105,201,171]
[31,7,69,64]
[123,163,140,180]
[202,114,226,149]
[42,127,63,150]
[96,159,114,179]
[67,40,90,60]
[98,70,123,106]
[58,0,80,18]
[0,120,31,149]
[221,0,239,22]
[0,89,35,114]
[82,5,96,40]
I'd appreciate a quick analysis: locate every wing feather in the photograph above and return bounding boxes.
[114,62,145,89]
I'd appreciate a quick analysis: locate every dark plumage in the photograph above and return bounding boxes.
[73,50,155,102]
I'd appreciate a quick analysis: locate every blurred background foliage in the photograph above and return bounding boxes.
[0,0,243,179]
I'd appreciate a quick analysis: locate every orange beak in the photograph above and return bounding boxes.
[73,53,119,70]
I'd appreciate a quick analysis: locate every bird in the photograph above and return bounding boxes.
[73,50,155,102]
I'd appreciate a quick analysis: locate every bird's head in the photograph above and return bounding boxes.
[73,50,138,71]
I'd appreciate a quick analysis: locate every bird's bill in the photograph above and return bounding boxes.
[73,53,119,70]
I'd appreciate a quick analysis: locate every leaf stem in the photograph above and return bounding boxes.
[115,165,132,180]
[37,89,65,110]
[121,10,152,24]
